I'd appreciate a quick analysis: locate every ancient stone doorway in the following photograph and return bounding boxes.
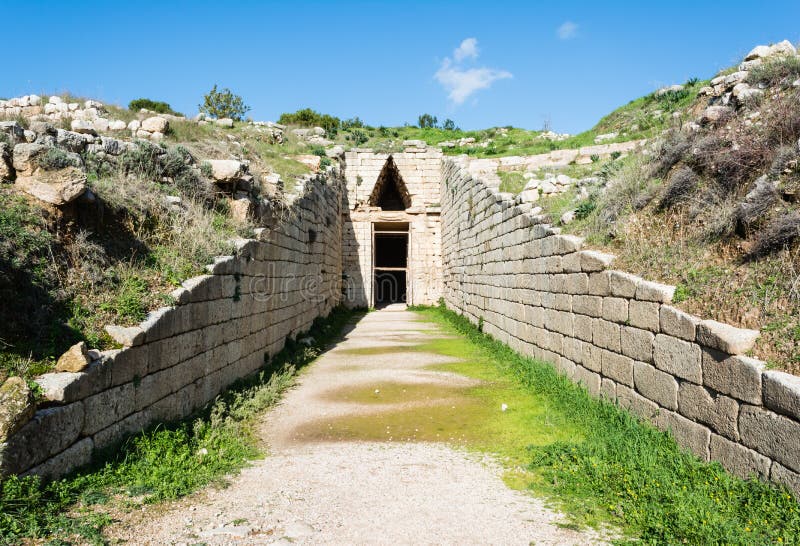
[373,223,408,307]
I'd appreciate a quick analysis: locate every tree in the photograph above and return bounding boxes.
[199,84,250,121]
[418,113,438,129]
[442,118,457,131]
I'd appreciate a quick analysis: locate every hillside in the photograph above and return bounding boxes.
[524,40,800,372]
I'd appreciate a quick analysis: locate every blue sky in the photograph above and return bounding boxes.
[4,1,800,133]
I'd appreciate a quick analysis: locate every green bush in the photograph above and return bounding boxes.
[128,98,181,116]
[36,148,81,171]
[278,108,341,134]
[199,84,250,121]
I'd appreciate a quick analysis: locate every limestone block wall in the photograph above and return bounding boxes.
[2,175,343,479]
[440,157,800,496]
[343,148,443,209]
[342,218,372,308]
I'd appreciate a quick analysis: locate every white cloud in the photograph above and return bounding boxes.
[435,39,512,105]
[453,37,479,62]
[557,21,578,40]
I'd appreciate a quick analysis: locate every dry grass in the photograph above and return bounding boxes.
[586,208,800,371]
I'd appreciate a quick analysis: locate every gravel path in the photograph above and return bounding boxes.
[108,307,605,545]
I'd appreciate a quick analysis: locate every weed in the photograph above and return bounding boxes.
[128,98,182,116]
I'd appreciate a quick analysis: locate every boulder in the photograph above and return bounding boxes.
[16,166,87,206]
[0,120,25,143]
[0,377,34,441]
[560,210,576,225]
[141,116,169,133]
[230,197,252,222]
[29,121,56,135]
[12,143,48,176]
[70,119,97,135]
[0,143,12,182]
[56,129,89,153]
[744,44,772,61]
[215,118,234,128]
[205,159,245,183]
[700,106,733,126]
[109,120,127,131]
[92,117,110,132]
[127,119,141,132]
[55,342,90,373]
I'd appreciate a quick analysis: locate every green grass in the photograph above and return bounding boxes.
[497,171,528,194]
[0,306,359,545]
[412,304,800,545]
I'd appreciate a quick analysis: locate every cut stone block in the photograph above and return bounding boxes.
[635,280,675,303]
[763,370,800,421]
[696,320,759,355]
[702,349,764,405]
[628,300,660,333]
[601,349,634,387]
[657,410,711,461]
[739,405,800,474]
[616,384,660,423]
[653,334,702,383]
[579,250,615,272]
[659,305,699,341]
[633,361,678,410]
[621,326,654,363]
[609,271,640,298]
[709,434,770,480]
[678,382,739,441]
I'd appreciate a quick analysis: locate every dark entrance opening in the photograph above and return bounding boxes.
[373,226,408,307]
[369,157,411,211]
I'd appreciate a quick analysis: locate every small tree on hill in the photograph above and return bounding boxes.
[442,118,457,131]
[418,113,438,129]
[199,84,250,121]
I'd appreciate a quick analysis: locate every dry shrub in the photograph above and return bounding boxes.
[748,212,800,259]
[90,173,246,271]
[733,176,779,236]
[650,130,691,178]
[689,188,738,241]
[658,166,698,210]
[593,156,655,232]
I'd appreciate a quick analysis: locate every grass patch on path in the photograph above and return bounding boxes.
[0,306,359,546]
[413,305,800,545]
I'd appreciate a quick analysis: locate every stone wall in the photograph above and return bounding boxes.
[440,156,800,496]
[1,175,343,479]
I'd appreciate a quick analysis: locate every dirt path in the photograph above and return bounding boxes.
[109,307,604,545]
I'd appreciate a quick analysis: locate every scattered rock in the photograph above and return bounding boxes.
[700,106,733,126]
[70,119,97,135]
[141,116,169,134]
[55,341,91,373]
[560,210,576,225]
[0,377,34,441]
[205,159,245,183]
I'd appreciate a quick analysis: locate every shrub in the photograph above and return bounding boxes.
[747,55,800,86]
[120,141,163,180]
[199,84,250,121]
[574,199,597,220]
[128,98,181,116]
[734,176,780,236]
[350,129,368,146]
[769,145,799,179]
[36,148,81,171]
[749,212,800,259]
[658,166,698,210]
[651,130,691,178]
[442,118,457,131]
[341,117,364,130]
[278,108,341,134]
